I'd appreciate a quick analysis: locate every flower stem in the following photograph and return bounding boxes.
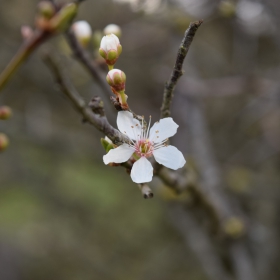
[119,91,129,110]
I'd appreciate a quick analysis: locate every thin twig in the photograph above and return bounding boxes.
[65,29,113,98]
[43,53,129,145]
[0,30,50,91]
[160,20,203,118]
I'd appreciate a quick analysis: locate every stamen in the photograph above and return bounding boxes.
[145,115,152,139]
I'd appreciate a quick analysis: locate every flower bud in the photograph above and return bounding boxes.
[0,133,9,152]
[37,1,55,19]
[106,69,126,91]
[21,25,34,40]
[101,137,114,153]
[71,21,92,47]
[99,34,122,66]
[104,24,122,38]
[106,69,128,110]
[49,3,78,32]
[0,106,12,120]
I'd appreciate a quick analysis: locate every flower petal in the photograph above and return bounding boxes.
[130,157,153,183]
[153,145,186,170]
[117,111,142,140]
[103,144,134,164]
[149,118,179,143]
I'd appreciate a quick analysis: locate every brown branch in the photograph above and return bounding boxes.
[65,29,113,98]
[160,20,203,118]
[0,30,50,91]
[43,53,129,145]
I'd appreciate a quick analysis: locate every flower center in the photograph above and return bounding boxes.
[135,139,153,158]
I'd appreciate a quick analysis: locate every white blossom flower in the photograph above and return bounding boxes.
[103,111,186,183]
[71,21,92,46]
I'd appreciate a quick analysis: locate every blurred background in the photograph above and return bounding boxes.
[0,0,280,279]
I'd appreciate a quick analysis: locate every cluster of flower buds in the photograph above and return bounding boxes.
[35,1,78,33]
[98,25,129,109]
[0,106,12,152]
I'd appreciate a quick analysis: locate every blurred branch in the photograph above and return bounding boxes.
[185,96,257,280]
[65,29,112,98]
[178,76,278,97]
[43,52,129,145]
[0,30,50,91]
[161,20,203,118]
[170,204,233,280]
[138,183,153,199]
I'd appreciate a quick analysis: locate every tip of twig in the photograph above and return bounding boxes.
[138,184,154,199]
[191,19,203,28]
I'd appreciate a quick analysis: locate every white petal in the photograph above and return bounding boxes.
[107,69,122,80]
[103,144,134,164]
[149,118,179,143]
[153,145,186,170]
[117,111,142,140]
[100,36,106,49]
[105,34,119,51]
[130,157,153,183]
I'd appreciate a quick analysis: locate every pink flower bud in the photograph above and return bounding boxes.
[21,25,34,40]
[106,69,126,91]
[99,34,122,66]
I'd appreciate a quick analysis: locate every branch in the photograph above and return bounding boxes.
[160,20,203,118]
[185,96,257,280]
[43,53,129,145]
[0,30,50,91]
[65,29,113,98]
